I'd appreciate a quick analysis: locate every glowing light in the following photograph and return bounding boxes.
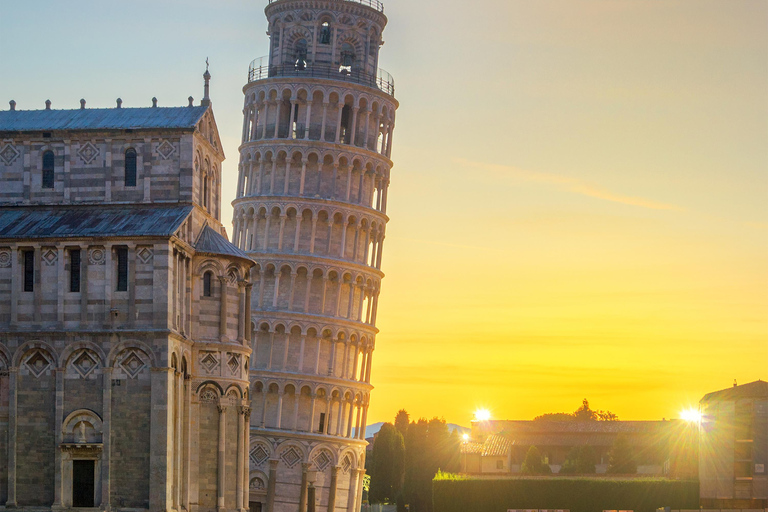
[462,433,470,442]
[475,408,491,421]
[680,408,701,423]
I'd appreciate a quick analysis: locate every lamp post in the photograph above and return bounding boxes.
[307,470,317,512]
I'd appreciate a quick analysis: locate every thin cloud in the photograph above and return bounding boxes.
[455,158,684,211]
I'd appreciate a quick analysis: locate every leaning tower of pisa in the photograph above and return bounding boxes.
[232,1,397,511]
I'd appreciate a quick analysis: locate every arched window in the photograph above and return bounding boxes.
[294,39,308,70]
[203,175,209,209]
[203,271,213,297]
[124,149,137,187]
[319,22,331,45]
[42,151,54,189]
[340,43,355,72]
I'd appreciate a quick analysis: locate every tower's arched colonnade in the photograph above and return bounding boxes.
[236,1,398,511]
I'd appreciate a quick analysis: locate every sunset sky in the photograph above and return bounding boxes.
[2,0,766,426]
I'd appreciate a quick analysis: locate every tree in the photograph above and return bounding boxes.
[369,423,405,503]
[573,399,597,421]
[520,446,551,475]
[607,433,637,474]
[533,412,574,422]
[395,409,410,437]
[402,417,461,512]
[533,399,618,422]
[559,445,597,474]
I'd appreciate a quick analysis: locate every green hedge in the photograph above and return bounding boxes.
[432,477,699,512]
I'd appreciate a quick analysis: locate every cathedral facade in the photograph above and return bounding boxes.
[232,0,397,511]
[0,79,255,512]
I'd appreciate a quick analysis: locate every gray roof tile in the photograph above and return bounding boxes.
[0,204,193,239]
[195,225,254,263]
[0,106,208,132]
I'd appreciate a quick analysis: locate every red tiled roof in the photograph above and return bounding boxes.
[460,442,483,455]
[483,434,511,457]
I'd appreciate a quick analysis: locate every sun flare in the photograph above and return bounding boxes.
[680,408,701,423]
[475,408,492,422]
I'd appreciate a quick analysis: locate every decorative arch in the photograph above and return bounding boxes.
[62,409,103,444]
[13,340,58,368]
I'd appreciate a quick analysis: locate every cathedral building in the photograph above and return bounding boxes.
[0,76,255,512]
[233,0,397,511]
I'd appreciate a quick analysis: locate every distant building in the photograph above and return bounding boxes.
[463,419,687,475]
[699,380,768,509]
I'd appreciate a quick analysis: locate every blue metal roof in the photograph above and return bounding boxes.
[195,225,255,263]
[0,204,193,239]
[0,106,208,132]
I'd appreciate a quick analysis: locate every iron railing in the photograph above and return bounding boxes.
[247,57,395,96]
[267,0,384,13]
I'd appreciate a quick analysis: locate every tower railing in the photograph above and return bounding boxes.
[267,0,384,13]
[248,57,395,96]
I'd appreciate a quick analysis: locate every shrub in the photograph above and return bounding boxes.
[432,477,698,512]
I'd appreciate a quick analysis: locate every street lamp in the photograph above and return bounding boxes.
[307,470,317,512]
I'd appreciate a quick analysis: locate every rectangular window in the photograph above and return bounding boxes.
[23,250,34,292]
[116,247,128,292]
[496,460,504,470]
[318,412,326,434]
[69,249,81,292]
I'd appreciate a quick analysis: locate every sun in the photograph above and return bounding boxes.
[474,408,491,422]
[680,408,701,423]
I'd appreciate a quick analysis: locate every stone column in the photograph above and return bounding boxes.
[299,160,308,195]
[6,368,16,508]
[304,102,313,140]
[320,103,328,141]
[269,159,278,194]
[276,392,284,429]
[265,459,278,512]
[334,103,344,144]
[244,283,253,344]
[283,159,291,195]
[237,281,246,343]
[347,468,360,512]
[261,102,269,139]
[217,405,227,512]
[346,400,355,438]
[219,276,228,341]
[242,408,251,512]
[263,215,271,251]
[236,406,245,512]
[350,106,359,145]
[277,215,287,250]
[184,375,193,511]
[293,391,300,430]
[101,367,113,510]
[309,394,317,433]
[53,368,64,508]
[149,367,174,512]
[354,470,366,512]
[326,466,338,512]
[294,216,303,252]
[273,101,282,139]
[354,401,362,438]
[299,463,309,512]
[288,273,298,311]
[359,403,369,440]
[335,396,344,436]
